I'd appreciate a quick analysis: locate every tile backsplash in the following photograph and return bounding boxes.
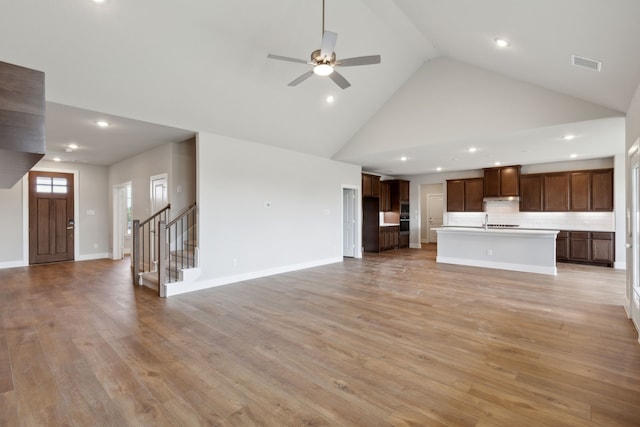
[446,200,615,231]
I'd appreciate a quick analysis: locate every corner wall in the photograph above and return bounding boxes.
[176,132,361,295]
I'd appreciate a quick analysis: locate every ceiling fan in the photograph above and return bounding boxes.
[267,0,381,89]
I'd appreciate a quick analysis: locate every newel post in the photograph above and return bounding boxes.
[158,220,166,297]
[132,219,140,286]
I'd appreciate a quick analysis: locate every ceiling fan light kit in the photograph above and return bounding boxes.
[267,0,381,89]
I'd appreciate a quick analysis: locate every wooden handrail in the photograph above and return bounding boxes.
[140,204,171,227]
[166,203,196,228]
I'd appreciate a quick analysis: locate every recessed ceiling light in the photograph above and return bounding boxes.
[562,134,575,141]
[92,0,107,3]
[494,161,501,166]
[95,120,110,128]
[53,157,61,162]
[494,38,510,48]
[400,156,407,162]
[468,147,477,153]
[326,95,334,103]
[68,143,78,149]
[436,167,442,172]
[570,153,578,158]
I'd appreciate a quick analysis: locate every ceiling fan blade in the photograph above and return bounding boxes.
[320,31,337,59]
[329,70,351,89]
[336,55,381,67]
[267,54,308,64]
[288,70,314,87]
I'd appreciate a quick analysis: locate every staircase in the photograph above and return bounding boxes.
[132,203,199,297]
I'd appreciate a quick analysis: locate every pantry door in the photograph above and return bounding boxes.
[29,171,75,264]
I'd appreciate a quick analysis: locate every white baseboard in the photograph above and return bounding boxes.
[614,261,626,270]
[409,243,422,249]
[165,257,343,297]
[76,252,111,261]
[0,260,27,269]
[436,256,557,276]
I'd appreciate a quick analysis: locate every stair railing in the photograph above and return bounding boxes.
[132,204,171,287]
[159,203,198,289]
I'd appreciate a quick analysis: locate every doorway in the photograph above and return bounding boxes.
[150,174,168,214]
[112,182,132,260]
[628,139,640,333]
[28,171,75,264]
[342,187,358,258]
[426,194,444,243]
[420,184,444,244]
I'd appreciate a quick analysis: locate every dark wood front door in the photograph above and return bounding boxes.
[29,171,75,264]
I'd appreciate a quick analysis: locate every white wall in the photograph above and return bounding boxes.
[335,57,622,162]
[33,160,110,260]
[170,138,197,216]
[178,132,361,295]
[109,142,172,223]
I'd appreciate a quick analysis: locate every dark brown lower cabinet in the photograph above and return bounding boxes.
[379,226,399,251]
[556,231,569,261]
[556,230,614,267]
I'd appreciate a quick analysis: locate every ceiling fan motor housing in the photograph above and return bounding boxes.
[312,49,336,65]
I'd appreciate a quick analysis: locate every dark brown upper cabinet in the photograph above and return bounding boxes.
[447,178,484,212]
[570,172,591,211]
[362,173,380,197]
[519,174,543,211]
[564,169,613,211]
[483,165,521,197]
[381,179,410,213]
[591,169,613,211]
[380,181,391,211]
[543,173,570,211]
[521,168,613,212]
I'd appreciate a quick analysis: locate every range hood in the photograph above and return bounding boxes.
[0,61,46,189]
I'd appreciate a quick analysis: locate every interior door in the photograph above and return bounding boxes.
[343,188,357,257]
[29,171,75,264]
[427,194,444,243]
[150,174,168,214]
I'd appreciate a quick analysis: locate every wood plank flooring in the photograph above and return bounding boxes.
[1,246,639,426]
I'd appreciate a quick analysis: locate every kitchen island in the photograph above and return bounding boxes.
[434,227,559,275]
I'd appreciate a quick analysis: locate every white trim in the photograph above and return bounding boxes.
[22,167,80,264]
[614,261,627,270]
[0,260,28,269]
[436,256,557,276]
[112,181,132,260]
[409,243,422,249]
[341,185,361,259]
[77,252,111,261]
[165,256,343,297]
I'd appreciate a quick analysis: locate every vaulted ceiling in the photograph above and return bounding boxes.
[1,0,639,174]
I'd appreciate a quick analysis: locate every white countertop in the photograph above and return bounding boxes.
[434,227,559,236]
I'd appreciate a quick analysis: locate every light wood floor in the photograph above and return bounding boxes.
[1,247,639,426]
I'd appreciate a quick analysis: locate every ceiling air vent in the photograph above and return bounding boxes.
[572,55,602,72]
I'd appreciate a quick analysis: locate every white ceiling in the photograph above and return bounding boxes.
[1,0,639,174]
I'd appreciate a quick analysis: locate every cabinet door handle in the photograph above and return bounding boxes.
[626,243,632,248]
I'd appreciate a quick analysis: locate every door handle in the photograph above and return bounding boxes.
[626,243,632,248]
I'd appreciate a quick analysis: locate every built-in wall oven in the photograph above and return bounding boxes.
[400,202,409,232]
